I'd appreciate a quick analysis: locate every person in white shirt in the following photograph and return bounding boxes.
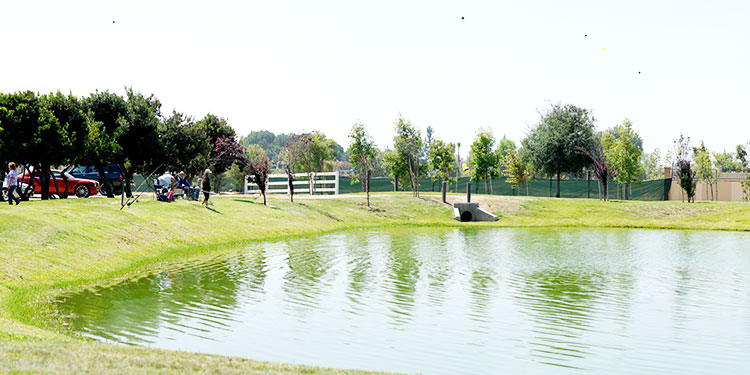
[6,162,21,205]
[157,173,176,190]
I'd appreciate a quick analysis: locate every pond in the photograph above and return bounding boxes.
[56,228,750,374]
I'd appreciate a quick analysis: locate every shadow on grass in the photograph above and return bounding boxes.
[231,198,279,209]
[296,202,342,222]
[206,206,223,214]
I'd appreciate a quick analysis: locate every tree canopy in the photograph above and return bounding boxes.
[522,103,596,197]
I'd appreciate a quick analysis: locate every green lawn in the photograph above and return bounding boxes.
[1,193,749,374]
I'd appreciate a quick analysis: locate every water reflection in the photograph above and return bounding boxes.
[55,228,750,375]
[384,234,421,325]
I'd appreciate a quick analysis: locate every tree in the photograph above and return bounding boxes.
[383,148,408,191]
[82,91,128,197]
[576,136,614,200]
[119,88,162,197]
[736,144,748,173]
[0,91,75,200]
[428,139,456,186]
[198,113,236,146]
[468,129,499,194]
[640,148,664,180]
[601,119,643,200]
[522,103,596,198]
[496,135,516,174]
[159,111,211,181]
[280,135,306,202]
[244,154,269,205]
[673,134,696,202]
[502,148,533,196]
[713,151,742,173]
[348,122,378,207]
[393,115,423,197]
[741,175,750,202]
[212,137,246,176]
[41,92,91,198]
[693,142,719,201]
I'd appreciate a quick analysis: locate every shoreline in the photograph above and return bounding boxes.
[2,193,749,373]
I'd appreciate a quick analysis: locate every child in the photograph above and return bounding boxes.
[200,169,212,208]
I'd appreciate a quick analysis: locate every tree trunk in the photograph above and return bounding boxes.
[39,166,51,200]
[556,172,561,198]
[97,165,115,198]
[366,170,371,207]
[117,164,133,198]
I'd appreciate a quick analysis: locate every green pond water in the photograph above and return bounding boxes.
[56,228,750,374]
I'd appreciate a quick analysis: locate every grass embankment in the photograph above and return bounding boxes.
[1,193,749,374]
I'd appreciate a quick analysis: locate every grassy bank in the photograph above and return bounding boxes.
[1,193,750,374]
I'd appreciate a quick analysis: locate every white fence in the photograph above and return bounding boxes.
[244,171,339,195]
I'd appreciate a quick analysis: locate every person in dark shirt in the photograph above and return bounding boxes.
[176,171,196,200]
[200,169,212,208]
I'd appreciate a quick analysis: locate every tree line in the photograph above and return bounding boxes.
[3,90,747,204]
[339,104,750,203]
[0,89,244,200]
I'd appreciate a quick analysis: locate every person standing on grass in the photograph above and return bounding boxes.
[6,162,21,205]
[200,169,212,208]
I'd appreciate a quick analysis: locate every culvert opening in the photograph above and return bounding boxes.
[460,210,473,222]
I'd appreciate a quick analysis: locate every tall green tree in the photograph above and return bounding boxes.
[693,141,719,201]
[383,148,408,191]
[713,151,742,172]
[468,129,499,194]
[601,119,643,199]
[82,91,128,197]
[673,134,696,202]
[348,122,378,206]
[119,88,162,197]
[428,139,456,186]
[393,115,423,197]
[0,91,71,200]
[640,148,664,181]
[496,135,516,174]
[502,148,533,196]
[734,144,747,172]
[159,111,211,180]
[522,103,596,197]
[41,92,91,198]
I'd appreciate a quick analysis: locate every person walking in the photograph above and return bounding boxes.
[200,169,212,208]
[6,162,21,205]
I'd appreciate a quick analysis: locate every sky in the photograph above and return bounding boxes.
[1,0,749,157]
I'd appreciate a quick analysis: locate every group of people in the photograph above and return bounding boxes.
[155,169,213,208]
[2,163,215,208]
[2,162,21,205]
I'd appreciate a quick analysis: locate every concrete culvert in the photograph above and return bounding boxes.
[460,210,473,222]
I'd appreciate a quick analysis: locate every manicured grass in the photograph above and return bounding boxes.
[1,193,749,374]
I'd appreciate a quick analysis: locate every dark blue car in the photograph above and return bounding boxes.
[69,164,123,195]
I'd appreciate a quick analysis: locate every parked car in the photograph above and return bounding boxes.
[18,170,99,198]
[2,183,32,200]
[69,164,123,195]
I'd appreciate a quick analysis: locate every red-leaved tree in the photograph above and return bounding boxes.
[246,156,269,205]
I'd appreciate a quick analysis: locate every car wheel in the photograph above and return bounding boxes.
[75,184,90,198]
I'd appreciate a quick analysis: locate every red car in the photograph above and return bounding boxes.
[19,169,100,198]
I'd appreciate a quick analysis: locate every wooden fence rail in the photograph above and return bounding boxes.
[244,172,339,195]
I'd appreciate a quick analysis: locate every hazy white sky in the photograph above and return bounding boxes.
[1,0,748,155]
